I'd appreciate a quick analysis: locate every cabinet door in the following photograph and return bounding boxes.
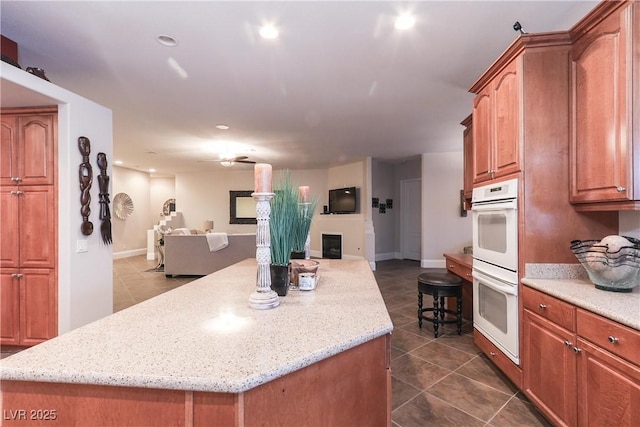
[570,4,633,203]
[17,114,55,186]
[20,269,57,345]
[473,89,492,184]
[19,186,55,269]
[522,309,577,427]
[492,61,520,179]
[576,338,640,427]
[1,115,18,186]
[0,270,20,345]
[0,187,20,268]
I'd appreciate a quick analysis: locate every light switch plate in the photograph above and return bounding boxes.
[76,240,88,253]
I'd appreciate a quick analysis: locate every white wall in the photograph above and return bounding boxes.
[150,176,176,225]
[1,63,113,333]
[421,152,472,268]
[111,166,151,256]
[371,160,396,260]
[619,211,640,239]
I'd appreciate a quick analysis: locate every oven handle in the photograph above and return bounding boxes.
[471,199,517,211]
[472,270,518,296]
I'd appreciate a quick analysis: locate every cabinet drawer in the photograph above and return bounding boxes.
[446,259,472,282]
[522,286,576,332]
[577,309,640,367]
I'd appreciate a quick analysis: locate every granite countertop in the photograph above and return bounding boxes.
[523,264,640,331]
[0,259,392,393]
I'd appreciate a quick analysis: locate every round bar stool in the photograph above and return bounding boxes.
[417,272,463,338]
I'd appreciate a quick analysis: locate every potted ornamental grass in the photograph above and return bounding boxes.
[269,171,298,296]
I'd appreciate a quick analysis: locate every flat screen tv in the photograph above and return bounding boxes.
[329,187,357,214]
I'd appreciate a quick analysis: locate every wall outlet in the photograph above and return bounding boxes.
[76,240,88,253]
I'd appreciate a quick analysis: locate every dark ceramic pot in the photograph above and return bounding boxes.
[270,264,290,296]
[290,251,305,260]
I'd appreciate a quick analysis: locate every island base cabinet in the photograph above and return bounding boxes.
[1,335,391,426]
[576,338,640,427]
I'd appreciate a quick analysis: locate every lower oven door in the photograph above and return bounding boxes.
[473,269,519,365]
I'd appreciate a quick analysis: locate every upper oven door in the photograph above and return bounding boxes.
[472,198,518,272]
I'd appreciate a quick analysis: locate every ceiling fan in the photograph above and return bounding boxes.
[199,155,256,167]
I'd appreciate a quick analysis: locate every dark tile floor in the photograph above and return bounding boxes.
[3,256,552,426]
[375,259,551,427]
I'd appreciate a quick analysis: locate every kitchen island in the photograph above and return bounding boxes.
[0,259,393,426]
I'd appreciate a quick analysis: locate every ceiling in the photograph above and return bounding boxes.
[0,1,598,176]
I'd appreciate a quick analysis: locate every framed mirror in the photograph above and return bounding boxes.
[230,191,257,224]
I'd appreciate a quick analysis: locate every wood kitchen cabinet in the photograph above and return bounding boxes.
[0,107,58,347]
[522,286,577,427]
[1,269,57,346]
[443,253,472,320]
[471,54,521,184]
[461,114,473,202]
[569,0,640,210]
[1,110,56,187]
[522,286,640,427]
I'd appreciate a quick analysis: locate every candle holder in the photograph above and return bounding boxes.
[299,202,312,260]
[249,192,280,310]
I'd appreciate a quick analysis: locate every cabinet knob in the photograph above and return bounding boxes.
[466,273,471,277]
[489,351,496,357]
[616,186,626,192]
[563,340,572,347]
[448,265,455,269]
[572,346,582,354]
[538,303,546,310]
[607,336,619,344]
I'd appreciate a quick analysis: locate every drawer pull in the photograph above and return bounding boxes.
[490,352,496,357]
[616,186,626,192]
[11,273,23,278]
[448,265,455,269]
[607,336,619,344]
[563,340,572,347]
[538,303,547,310]
[573,346,582,354]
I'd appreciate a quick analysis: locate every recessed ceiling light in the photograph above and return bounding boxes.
[149,168,156,173]
[156,34,178,47]
[259,24,279,39]
[395,14,416,30]
[216,124,230,130]
[114,160,123,165]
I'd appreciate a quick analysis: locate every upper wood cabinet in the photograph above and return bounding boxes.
[1,108,56,187]
[471,60,520,184]
[569,0,639,210]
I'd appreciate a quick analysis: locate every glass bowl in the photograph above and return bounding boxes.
[570,236,640,292]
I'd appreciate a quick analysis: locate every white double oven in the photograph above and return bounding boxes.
[471,178,520,365]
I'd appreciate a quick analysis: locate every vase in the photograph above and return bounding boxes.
[270,264,290,296]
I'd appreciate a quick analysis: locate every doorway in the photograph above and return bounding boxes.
[401,179,421,261]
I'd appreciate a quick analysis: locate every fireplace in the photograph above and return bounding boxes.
[322,234,342,259]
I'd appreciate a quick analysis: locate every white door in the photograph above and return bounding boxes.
[401,179,421,261]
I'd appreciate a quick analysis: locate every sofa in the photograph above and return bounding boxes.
[163,233,255,277]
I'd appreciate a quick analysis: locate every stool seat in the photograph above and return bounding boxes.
[417,272,463,338]
[418,272,462,287]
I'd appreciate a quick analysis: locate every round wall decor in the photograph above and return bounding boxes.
[113,193,134,220]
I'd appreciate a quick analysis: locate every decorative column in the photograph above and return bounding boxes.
[249,164,279,310]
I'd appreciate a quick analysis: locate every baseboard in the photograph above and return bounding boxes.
[420,259,446,269]
[113,248,147,259]
[375,252,396,262]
